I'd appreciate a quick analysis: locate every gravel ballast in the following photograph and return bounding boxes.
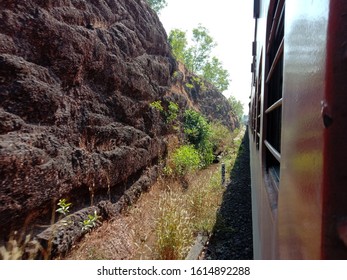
[203,130,253,260]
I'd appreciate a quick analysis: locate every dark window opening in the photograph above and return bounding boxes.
[266,107,282,154]
[256,55,263,150]
[265,0,284,184]
[267,57,283,108]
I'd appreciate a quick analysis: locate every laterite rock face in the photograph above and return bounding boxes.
[0,0,173,241]
[0,0,238,254]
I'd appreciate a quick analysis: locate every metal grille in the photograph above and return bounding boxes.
[264,0,285,183]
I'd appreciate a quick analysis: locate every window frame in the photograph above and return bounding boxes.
[263,0,285,194]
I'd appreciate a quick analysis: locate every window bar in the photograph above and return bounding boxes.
[266,38,284,83]
[266,0,285,54]
[265,98,282,114]
[264,140,281,162]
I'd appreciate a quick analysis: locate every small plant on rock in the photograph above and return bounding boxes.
[56,198,74,226]
[81,211,100,232]
[56,198,72,217]
[150,100,164,112]
[185,82,194,90]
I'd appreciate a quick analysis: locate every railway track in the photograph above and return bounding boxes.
[202,129,253,260]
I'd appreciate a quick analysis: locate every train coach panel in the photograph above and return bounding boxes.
[249,0,347,259]
[250,0,277,259]
[278,0,329,259]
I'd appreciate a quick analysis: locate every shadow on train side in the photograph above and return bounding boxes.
[203,129,253,260]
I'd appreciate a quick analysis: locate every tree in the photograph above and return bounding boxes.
[168,29,187,62]
[147,0,167,14]
[228,96,244,122]
[168,25,230,93]
[185,25,216,73]
[202,57,230,92]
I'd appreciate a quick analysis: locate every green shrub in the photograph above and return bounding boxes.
[183,109,211,148]
[209,122,232,153]
[172,145,200,176]
[198,140,214,168]
[166,101,179,124]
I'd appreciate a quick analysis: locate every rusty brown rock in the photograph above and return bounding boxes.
[0,0,173,241]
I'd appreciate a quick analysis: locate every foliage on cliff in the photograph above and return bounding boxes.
[147,0,168,14]
[168,25,230,92]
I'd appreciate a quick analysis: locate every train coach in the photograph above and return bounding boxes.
[249,0,347,259]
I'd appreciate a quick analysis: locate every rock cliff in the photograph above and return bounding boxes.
[0,0,238,256]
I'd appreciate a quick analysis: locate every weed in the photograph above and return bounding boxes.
[172,70,183,82]
[150,100,164,112]
[162,165,174,177]
[154,164,226,259]
[188,171,224,234]
[192,76,207,91]
[155,192,193,259]
[81,211,100,232]
[56,198,74,227]
[172,145,200,176]
[56,198,72,216]
[185,82,194,89]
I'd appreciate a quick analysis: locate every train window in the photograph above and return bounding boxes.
[256,54,263,150]
[264,0,284,186]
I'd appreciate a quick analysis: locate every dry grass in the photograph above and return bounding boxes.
[63,164,223,260]
[188,170,225,233]
[154,191,193,259]
[0,232,41,260]
[63,128,245,260]
[65,218,135,260]
[153,165,224,259]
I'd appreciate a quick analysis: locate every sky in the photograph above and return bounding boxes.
[158,0,254,113]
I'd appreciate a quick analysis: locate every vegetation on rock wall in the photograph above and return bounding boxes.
[150,102,233,180]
